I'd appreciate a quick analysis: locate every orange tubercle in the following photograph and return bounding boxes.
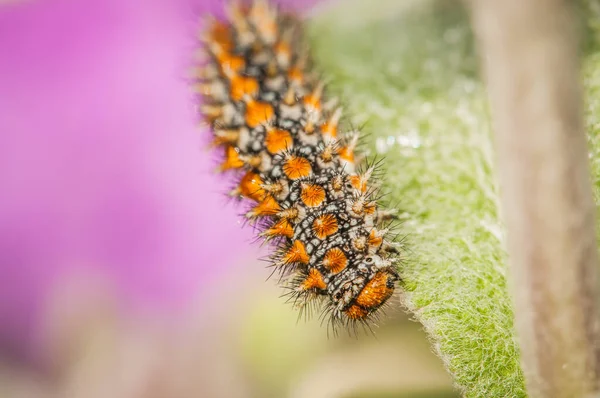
[239,171,265,201]
[304,82,323,110]
[245,100,275,128]
[275,41,291,62]
[282,156,312,179]
[355,272,395,310]
[302,268,326,291]
[339,146,355,163]
[283,240,309,265]
[349,174,367,193]
[265,128,293,154]
[344,304,368,320]
[220,146,244,171]
[230,76,259,101]
[364,202,377,215]
[217,52,245,75]
[288,66,303,85]
[303,94,320,112]
[343,272,395,320]
[321,108,342,139]
[312,214,338,239]
[320,121,337,139]
[250,195,281,217]
[322,247,347,274]
[264,218,294,238]
[205,20,232,51]
[368,229,383,249]
[300,183,326,207]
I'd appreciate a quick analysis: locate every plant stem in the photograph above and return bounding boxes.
[468,0,600,396]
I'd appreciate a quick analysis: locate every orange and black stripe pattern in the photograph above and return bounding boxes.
[195,0,400,332]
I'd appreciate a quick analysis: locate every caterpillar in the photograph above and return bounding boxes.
[194,0,401,333]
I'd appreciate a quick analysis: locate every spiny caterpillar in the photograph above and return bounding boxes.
[195,0,401,333]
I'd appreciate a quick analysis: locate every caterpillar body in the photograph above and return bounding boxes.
[195,0,401,332]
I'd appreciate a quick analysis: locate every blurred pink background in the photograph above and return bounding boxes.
[0,1,456,397]
[0,0,265,366]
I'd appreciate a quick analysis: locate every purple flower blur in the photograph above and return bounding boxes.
[0,0,321,364]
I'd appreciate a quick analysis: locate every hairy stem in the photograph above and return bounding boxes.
[469,0,600,396]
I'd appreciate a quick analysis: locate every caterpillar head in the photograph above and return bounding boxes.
[327,255,399,324]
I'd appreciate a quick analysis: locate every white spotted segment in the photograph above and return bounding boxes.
[195,0,400,331]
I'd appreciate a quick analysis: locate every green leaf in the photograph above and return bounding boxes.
[308,0,522,396]
[309,0,600,395]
